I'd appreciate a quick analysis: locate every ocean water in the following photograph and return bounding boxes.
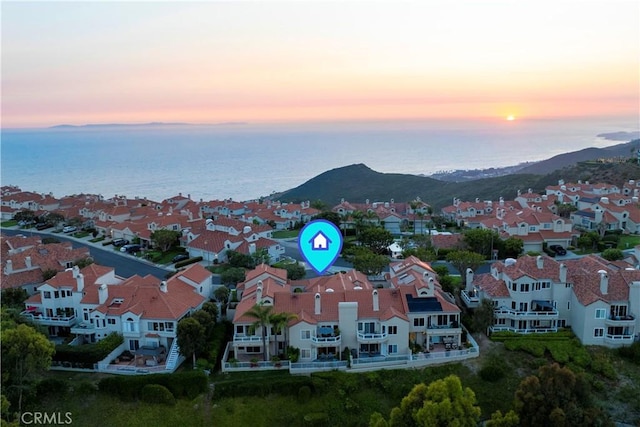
[1,118,637,202]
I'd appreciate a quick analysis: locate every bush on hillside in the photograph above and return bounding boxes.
[141,384,176,406]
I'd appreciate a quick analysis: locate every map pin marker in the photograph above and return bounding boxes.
[298,219,344,275]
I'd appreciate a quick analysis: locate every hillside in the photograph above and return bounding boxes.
[518,140,639,175]
[277,161,640,210]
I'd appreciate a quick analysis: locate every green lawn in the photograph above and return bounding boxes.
[272,230,300,239]
[619,234,640,249]
[0,220,18,227]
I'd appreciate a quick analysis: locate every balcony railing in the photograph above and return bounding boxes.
[21,312,77,326]
[233,334,262,343]
[494,307,558,320]
[357,331,388,343]
[490,326,558,334]
[460,290,480,308]
[311,335,341,346]
[604,334,635,344]
[605,314,635,327]
[70,322,96,334]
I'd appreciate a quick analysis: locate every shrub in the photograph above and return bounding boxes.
[53,333,123,366]
[479,360,505,382]
[36,378,69,398]
[175,256,203,268]
[141,384,176,406]
[98,371,207,401]
[618,342,640,364]
[298,385,312,402]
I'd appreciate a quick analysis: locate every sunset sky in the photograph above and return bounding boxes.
[2,1,639,128]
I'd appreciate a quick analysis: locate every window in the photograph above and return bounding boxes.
[387,344,398,354]
[107,318,116,325]
[301,330,311,340]
[413,318,425,327]
[565,283,571,288]
[388,326,397,335]
[520,283,529,292]
[54,291,59,299]
[43,291,51,299]
[595,309,606,319]
[594,328,604,337]
[535,282,541,291]
[301,349,311,359]
[165,322,174,332]
[129,339,140,351]
[542,282,551,289]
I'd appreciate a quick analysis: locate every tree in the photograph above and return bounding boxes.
[42,269,57,281]
[310,200,327,211]
[352,248,389,276]
[402,247,437,263]
[446,250,485,288]
[472,298,495,334]
[601,248,623,261]
[313,211,342,230]
[360,227,394,255]
[220,267,246,285]
[502,237,524,259]
[245,303,274,361]
[43,212,65,227]
[150,229,181,252]
[176,317,205,368]
[486,410,520,427]
[555,202,577,218]
[577,231,600,251]
[375,375,481,427]
[1,324,55,414]
[284,262,306,280]
[514,363,611,427]
[269,312,298,358]
[201,301,219,321]
[74,257,94,269]
[214,286,230,305]
[251,248,270,267]
[13,210,36,223]
[191,310,215,341]
[463,228,500,259]
[227,250,254,269]
[0,289,28,311]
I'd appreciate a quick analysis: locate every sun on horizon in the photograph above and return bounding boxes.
[506,115,516,121]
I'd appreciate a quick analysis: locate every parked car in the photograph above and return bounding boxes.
[112,238,129,247]
[35,223,52,230]
[120,244,142,253]
[62,226,77,233]
[549,245,567,256]
[172,254,189,263]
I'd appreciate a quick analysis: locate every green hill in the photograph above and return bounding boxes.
[277,161,640,210]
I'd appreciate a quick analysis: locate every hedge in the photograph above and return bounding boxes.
[213,375,314,399]
[141,384,176,406]
[53,333,123,366]
[175,256,203,268]
[98,370,207,401]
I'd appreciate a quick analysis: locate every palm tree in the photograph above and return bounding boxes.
[270,312,298,358]
[245,303,274,361]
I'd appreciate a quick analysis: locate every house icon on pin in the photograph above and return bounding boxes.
[309,231,331,251]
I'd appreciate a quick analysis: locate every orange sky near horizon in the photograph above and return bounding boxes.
[2,1,638,128]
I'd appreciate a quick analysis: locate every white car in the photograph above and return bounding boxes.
[62,226,77,233]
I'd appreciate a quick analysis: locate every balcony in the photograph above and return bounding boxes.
[21,311,77,327]
[233,334,262,343]
[460,290,480,308]
[427,324,461,336]
[605,314,635,327]
[311,334,341,346]
[70,322,96,334]
[494,307,559,320]
[357,331,388,343]
[604,334,635,345]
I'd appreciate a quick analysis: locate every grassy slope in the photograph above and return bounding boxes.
[30,340,640,427]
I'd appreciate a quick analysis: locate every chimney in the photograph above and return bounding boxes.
[72,265,80,278]
[25,256,32,269]
[466,268,474,291]
[372,290,379,312]
[598,270,608,295]
[160,280,168,293]
[249,243,256,255]
[98,284,108,304]
[5,260,12,273]
[536,255,544,269]
[559,264,567,284]
[76,273,84,292]
[315,293,321,315]
[256,285,263,304]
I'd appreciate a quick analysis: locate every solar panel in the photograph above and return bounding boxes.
[405,294,442,312]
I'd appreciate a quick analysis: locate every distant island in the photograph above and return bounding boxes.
[48,121,248,129]
[597,131,640,141]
